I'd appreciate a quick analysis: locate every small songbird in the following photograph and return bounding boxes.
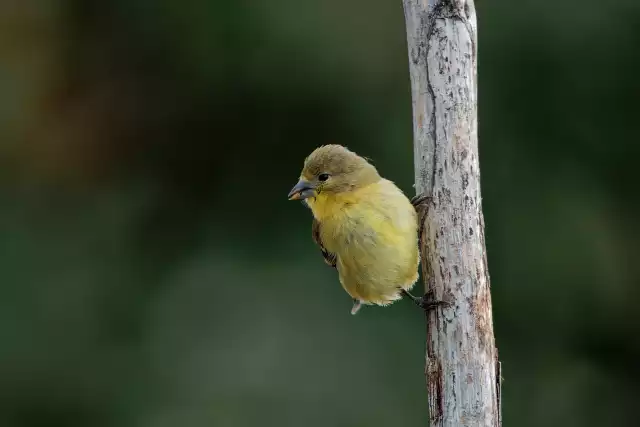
[287,144,427,315]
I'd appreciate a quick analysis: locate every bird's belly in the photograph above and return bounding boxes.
[332,229,419,305]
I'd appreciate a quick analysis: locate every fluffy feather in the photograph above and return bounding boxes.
[289,145,419,313]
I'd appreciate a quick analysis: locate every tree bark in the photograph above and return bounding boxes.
[402,1,501,426]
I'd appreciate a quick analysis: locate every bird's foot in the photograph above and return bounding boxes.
[351,299,363,315]
[410,194,432,210]
[402,289,450,312]
[411,195,432,237]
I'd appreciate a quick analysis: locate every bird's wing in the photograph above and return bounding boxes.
[312,219,337,268]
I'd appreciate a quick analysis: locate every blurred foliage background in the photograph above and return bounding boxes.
[1,0,639,426]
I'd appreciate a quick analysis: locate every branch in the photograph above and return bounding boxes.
[402,1,502,426]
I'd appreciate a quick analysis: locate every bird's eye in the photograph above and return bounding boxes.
[318,173,330,182]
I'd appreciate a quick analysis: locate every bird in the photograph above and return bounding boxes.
[287,144,438,315]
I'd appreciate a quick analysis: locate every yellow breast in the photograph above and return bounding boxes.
[308,180,420,305]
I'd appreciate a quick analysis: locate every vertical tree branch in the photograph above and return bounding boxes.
[402,1,501,426]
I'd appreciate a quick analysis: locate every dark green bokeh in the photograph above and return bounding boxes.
[1,1,639,426]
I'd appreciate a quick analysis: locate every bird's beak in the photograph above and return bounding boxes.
[288,179,316,200]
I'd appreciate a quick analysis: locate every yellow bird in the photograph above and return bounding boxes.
[287,144,430,315]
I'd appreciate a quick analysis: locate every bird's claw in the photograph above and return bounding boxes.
[418,289,451,312]
[411,195,432,231]
[410,194,432,209]
[403,289,450,312]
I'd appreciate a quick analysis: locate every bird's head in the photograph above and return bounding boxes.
[287,144,380,201]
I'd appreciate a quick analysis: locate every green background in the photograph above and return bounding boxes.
[1,1,638,426]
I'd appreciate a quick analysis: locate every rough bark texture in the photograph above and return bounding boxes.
[402,1,501,426]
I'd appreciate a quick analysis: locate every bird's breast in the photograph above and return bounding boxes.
[309,180,420,304]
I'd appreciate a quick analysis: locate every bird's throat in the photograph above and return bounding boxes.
[307,191,360,222]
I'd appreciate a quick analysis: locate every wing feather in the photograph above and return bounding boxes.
[312,219,337,268]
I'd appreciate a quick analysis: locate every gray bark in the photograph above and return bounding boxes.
[402,1,501,426]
